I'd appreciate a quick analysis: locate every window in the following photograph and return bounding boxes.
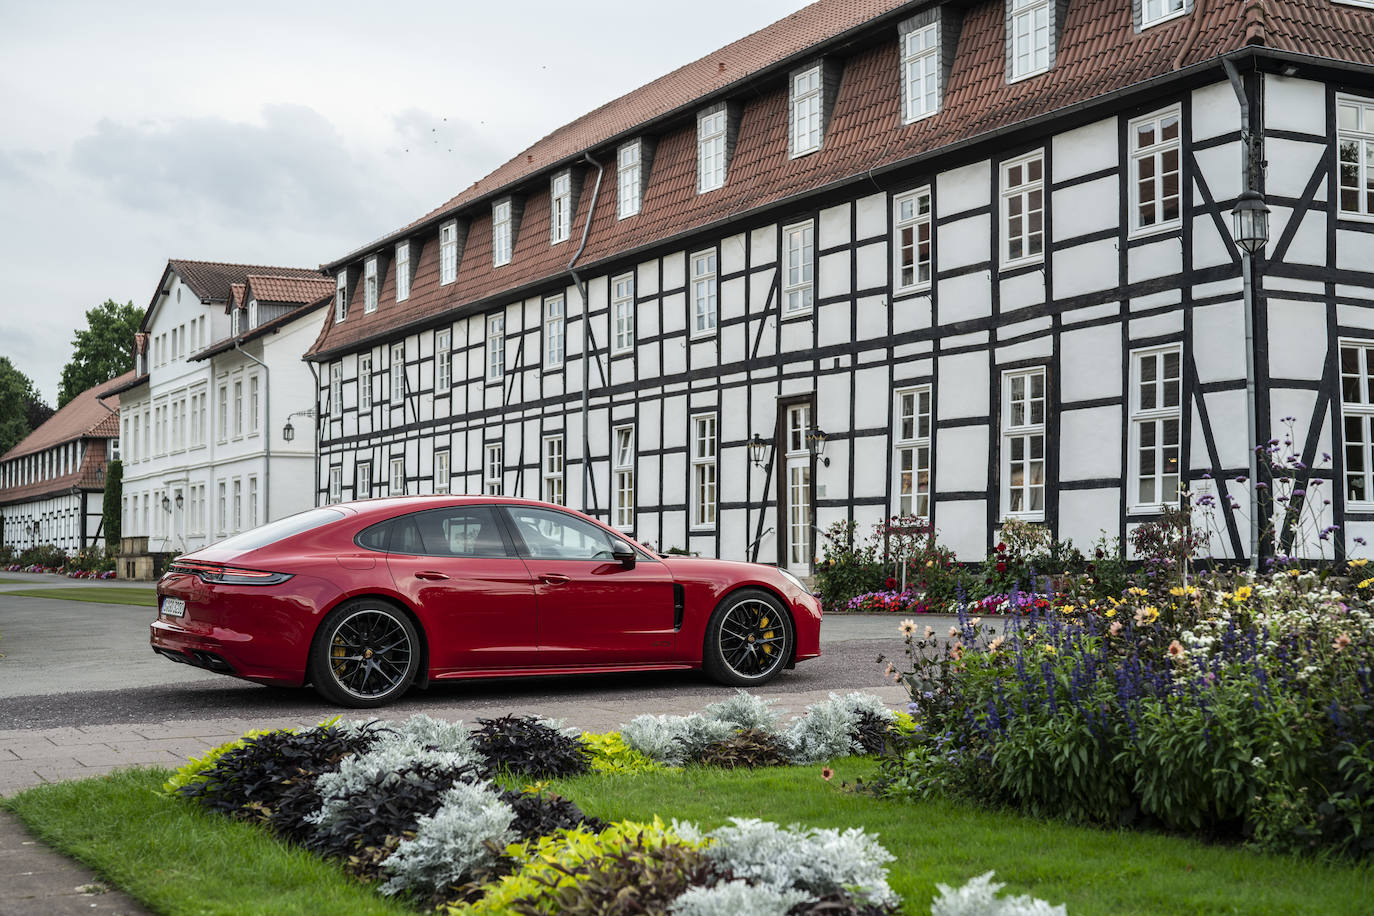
[894,188,933,290]
[329,364,342,417]
[692,414,718,528]
[215,390,225,444]
[357,461,371,499]
[328,467,342,504]
[698,107,727,193]
[396,241,412,300]
[612,274,635,354]
[1002,153,1045,265]
[434,450,450,495]
[363,257,378,313]
[232,478,242,532]
[436,330,452,390]
[335,271,348,322]
[233,381,243,436]
[550,172,572,244]
[230,309,240,337]
[487,313,505,381]
[1338,96,1374,219]
[391,344,405,401]
[194,392,206,446]
[1341,342,1374,505]
[691,251,718,335]
[386,506,512,558]
[1009,0,1051,81]
[1002,368,1047,519]
[440,220,459,284]
[1130,109,1182,233]
[1130,346,1182,510]
[248,476,259,528]
[901,23,939,122]
[218,481,227,531]
[505,506,619,561]
[617,141,642,218]
[247,301,258,329]
[1141,0,1186,27]
[545,295,565,368]
[249,376,260,434]
[790,65,823,157]
[896,387,932,517]
[485,443,504,495]
[492,199,513,267]
[614,425,635,531]
[390,456,406,495]
[359,354,373,412]
[783,221,815,314]
[542,435,565,505]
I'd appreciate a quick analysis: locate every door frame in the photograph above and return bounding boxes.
[774,394,817,572]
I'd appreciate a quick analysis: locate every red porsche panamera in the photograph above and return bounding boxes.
[151,497,822,707]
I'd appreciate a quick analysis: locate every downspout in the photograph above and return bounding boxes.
[566,151,605,515]
[1224,57,1261,571]
[234,341,270,522]
[307,359,321,508]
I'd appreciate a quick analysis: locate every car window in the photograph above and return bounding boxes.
[388,506,510,558]
[505,506,617,560]
[210,508,345,551]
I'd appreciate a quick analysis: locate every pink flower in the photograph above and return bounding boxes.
[1109,621,1123,637]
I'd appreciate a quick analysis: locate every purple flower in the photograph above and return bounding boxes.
[1234,475,1248,483]
[1293,489,1306,498]
[1323,452,1332,463]
[1357,537,1368,547]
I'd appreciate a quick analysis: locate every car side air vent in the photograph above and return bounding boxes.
[673,584,686,631]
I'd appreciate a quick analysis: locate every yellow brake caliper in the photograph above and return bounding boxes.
[760,616,773,655]
[332,637,348,674]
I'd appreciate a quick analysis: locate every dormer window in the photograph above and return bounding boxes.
[697,107,728,192]
[231,308,240,336]
[1009,0,1051,82]
[247,300,258,329]
[1137,0,1189,28]
[618,141,642,218]
[492,199,513,266]
[364,257,378,313]
[335,271,348,323]
[901,24,939,122]
[439,222,458,285]
[550,171,572,244]
[790,66,823,157]
[396,241,411,300]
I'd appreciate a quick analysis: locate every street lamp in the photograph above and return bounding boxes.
[161,495,172,513]
[747,434,770,469]
[283,407,316,443]
[175,492,184,510]
[1231,190,1270,255]
[805,426,829,467]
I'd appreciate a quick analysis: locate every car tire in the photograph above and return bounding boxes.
[702,589,794,687]
[309,599,421,708]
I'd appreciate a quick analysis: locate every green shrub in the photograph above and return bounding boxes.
[509,835,713,916]
[18,544,66,568]
[580,731,662,775]
[692,729,791,769]
[161,729,279,795]
[473,715,591,778]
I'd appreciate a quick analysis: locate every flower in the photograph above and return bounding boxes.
[995,561,1008,573]
[885,577,897,590]
[884,663,896,677]
[996,542,1007,553]
[1109,620,1123,637]
[1233,585,1253,602]
[948,625,961,638]
[1350,558,1369,568]
[1104,606,1117,618]
[949,642,963,660]
[1167,639,1186,661]
[970,617,982,627]
[925,625,935,639]
[899,618,917,636]
[1134,606,1159,626]
[821,766,834,782]
[1334,632,1352,652]
[1128,587,1149,597]
[1041,644,1057,657]
[988,636,1005,652]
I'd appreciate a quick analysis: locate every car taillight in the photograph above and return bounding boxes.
[168,561,293,586]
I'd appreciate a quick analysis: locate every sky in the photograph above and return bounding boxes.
[0,0,811,405]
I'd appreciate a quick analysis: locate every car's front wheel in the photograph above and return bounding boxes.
[702,589,793,686]
[309,599,420,707]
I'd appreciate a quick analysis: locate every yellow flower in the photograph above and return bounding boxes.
[1104,606,1117,618]
[1169,586,1185,597]
[1041,644,1058,657]
[1359,578,1374,590]
[1287,569,1301,577]
[1233,585,1252,602]
[1351,558,1369,568]
[1128,587,1149,597]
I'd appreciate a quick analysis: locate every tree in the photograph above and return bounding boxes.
[0,358,42,455]
[58,299,142,408]
[102,459,123,549]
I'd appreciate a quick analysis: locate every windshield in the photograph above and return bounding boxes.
[206,507,346,553]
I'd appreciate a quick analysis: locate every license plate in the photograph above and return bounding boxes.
[162,597,186,618]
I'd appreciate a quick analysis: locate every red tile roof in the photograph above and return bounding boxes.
[0,439,113,506]
[2,371,132,463]
[243,274,335,306]
[194,291,334,362]
[166,259,327,305]
[307,0,1374,360]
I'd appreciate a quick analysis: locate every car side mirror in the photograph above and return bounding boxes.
[610,539,636,568]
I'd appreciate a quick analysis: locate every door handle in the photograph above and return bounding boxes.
[539,573,571,585]
[415,571,450,580]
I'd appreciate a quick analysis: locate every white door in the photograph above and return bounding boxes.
[784,403,812,575]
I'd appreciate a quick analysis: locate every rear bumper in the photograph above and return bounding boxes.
[150,618,305,686]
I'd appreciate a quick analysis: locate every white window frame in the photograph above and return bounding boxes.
[436,329,452,390]
[218,481,228,529]
[357,461,372,499]
[1001,367,1047,521]
[782,221,815,315]
[550,171,572,244]
[691,413,718,530]
[1341,340,1374,508]
[363,256,378,313]
[335,271,348,322]
[487,313,505,381]
[434,449,450,495]
[390,456,406,495]
[691,250,718,337]
[247,301,258,329]
[1140,0,1188,28]
[611,273,635,355]
[492,199,513,267]
[790,65,823,158]
[1128,345,1183,512]
[1129,107,1183,236]
[248,476,259,529]
[230,309,240,337]
[232,478,242,532]
[902,23,939,123]
[359,354,373,412]
[439,220,459,284]
[613,424,635,531]
[1001,152,1045,266]
[233,381,243,437]
[390,343,405,402]
[697,108,727,193]
[1009,0,1052,82]
[484,443,504,496]
[249,376,260,435]
[895,386,932,518]
[893,187,933,291]
[617,141,642,218]
[1338,95,1374,222]
[396,240,412,300]
[545,295,565,368]
[542,434,565,505]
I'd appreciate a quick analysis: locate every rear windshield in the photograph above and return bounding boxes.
[207,508,346,553]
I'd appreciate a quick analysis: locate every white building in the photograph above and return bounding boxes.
[110,260,331,565]
[0,372,131,554]
[307,0,1374,570]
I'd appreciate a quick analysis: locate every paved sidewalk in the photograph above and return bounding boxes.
[0,810,150,915]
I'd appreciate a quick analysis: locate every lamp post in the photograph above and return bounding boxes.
[1232,188,1269,572]
[805,425,829,467]
[747,434,770,469]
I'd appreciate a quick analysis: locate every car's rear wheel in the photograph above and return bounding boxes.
[309,599,420,708]
[702,589,793,686]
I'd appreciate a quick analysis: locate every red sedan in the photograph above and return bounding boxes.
[151,497,822,707]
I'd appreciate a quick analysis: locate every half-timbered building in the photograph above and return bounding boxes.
[308,0,1374,571]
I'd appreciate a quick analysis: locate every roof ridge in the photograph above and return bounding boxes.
[169,258,325,274]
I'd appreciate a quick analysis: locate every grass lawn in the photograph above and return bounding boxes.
[0,576,30,584]
[1,586,156,607]
[5,760,1371,916]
